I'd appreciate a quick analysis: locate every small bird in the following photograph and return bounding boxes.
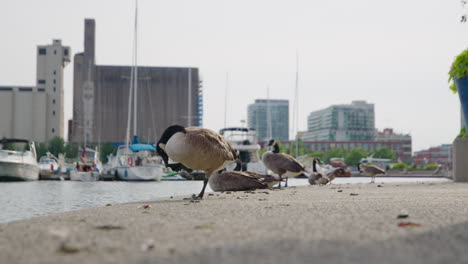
[357,163,386,183]
[157,125,238,199]
[262,139,307,188]
[209,161,282,192]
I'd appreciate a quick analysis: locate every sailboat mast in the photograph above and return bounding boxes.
[133,0,139,138]
[294,52,299,157]
[224,72,228,128]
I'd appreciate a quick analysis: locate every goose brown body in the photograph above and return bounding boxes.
[357,163,386,183]
[157,125,238,198]
[209,170,280,192]
[261,139,307,187]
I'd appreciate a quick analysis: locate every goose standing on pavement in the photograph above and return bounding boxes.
[357,163,386,183]
[157,125,238,199]
[209,161,282,191]
[262,139,307,188]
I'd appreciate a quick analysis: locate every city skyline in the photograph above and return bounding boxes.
[0,0,465,152]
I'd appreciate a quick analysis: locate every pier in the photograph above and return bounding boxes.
[1,182,468,264]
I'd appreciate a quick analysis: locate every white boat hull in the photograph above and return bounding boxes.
[0,161,39,181]
[116,166,163,181]
[69,170,100,181]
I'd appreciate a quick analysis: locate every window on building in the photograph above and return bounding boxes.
[53,87,56,92]
[53,111,55,116]
[19,88,33,92]
[52,128,55,133]
[53,99,55,104]
[38,48,46,55]
[38,80,46,84]
[53,70,56,75]
[53,79,56,84]
[38,88,45,92]
[0,87,13,91]
[64,49,69,56]
[54,50,56,55]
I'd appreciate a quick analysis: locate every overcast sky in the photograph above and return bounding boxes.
[1,0,466,152]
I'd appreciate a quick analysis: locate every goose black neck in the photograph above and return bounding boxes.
[272,143,280,153]
[234,161,242,171]
[313,159,318,172]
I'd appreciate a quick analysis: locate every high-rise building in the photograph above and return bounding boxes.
[70,19,203,144]
[0,40,70,142]
[303,100,375,141]
[247,99,289,141]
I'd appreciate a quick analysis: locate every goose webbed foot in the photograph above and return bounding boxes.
[183,194,203,201]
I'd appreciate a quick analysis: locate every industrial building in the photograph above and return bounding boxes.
[413,144,452,167]
[303,100,375,141]
[247,99,289,141]
[0,40,70,142]
[70,19,203,144]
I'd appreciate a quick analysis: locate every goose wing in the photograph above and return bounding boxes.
[209,171,267,191]
[186,127,237,160]
[274,153,306,173]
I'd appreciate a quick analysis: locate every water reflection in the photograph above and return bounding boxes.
[0,177,451,223]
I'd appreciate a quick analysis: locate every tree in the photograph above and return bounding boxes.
[345,148,368,166]
[307,151,326,162]
[100,142,116,163]
[36,142,48,161]
[288,139,306,157]
[325,148,347,163]
[372,147,396,161]
[64,143,78,159]
[48,137,65,157]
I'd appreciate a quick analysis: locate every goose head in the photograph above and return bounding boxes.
[357,162,363,173]
[266,139,280,153]
[312,158,322,172]
[156,125,186,167]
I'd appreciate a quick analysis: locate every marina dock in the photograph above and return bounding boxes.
[1,181,468,264]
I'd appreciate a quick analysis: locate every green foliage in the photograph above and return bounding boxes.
[371,147,396,162]
[392,162,408,170]
[424,163,438,170]
[307,151,326,161]
[345,148,368,166]
[100,142,116,163]
[64,143,78,159]
[448,49,468,93]
[325,148,347,163]
[48,137,65,158]
[36,142,48,161]
[288,139,306,157]
[458,127,467,138]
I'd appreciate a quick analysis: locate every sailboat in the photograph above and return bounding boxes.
[111,0,164,181]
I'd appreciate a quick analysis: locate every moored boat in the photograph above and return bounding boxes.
[0,139,39,181]
[219,127,267,174]
[69,147,102,181]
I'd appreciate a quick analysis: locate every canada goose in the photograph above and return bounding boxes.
[308,158,324,185]
[157,125,238,199]
[209,161,281,191]
[262,139,308,188]
[309,159,346,185]
[357,163,386,183]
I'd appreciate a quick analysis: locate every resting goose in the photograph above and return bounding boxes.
[157,125,238,199]
[357,163,386,183]
[209,161,281,191]
[261,139,307,188]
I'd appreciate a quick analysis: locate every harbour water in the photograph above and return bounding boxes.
[0,177,451,224]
